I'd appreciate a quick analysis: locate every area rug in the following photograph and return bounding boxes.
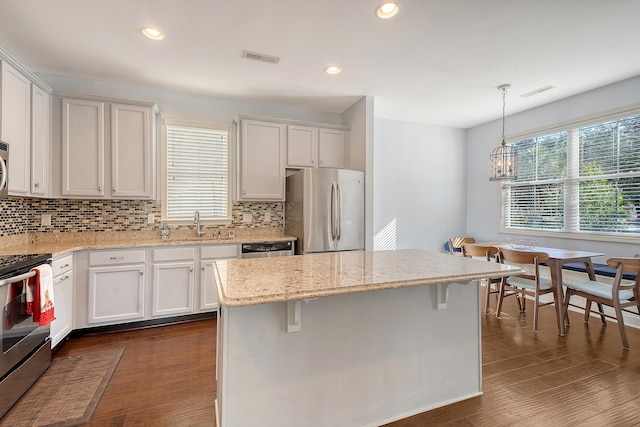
[0,348,125,427]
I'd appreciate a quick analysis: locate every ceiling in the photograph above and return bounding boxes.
[1,0,639,129]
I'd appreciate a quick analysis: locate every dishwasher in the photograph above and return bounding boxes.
[241,241,294,258]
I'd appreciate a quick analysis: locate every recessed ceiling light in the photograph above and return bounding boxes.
[325,66,342,75]
[376,2,399,19]
[141,27,164,40]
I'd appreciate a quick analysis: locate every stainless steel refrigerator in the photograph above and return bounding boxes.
[285,168,364,254]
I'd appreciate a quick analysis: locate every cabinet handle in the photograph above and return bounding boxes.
[113,187,117,192]
[319,160,323,166]
[98,186,103,191]
[110,256,125,260]
[61,264,69,268]
[139,270,144,275]
[202,266,205,271]
[34,182,40,189]
[190,267,194,272]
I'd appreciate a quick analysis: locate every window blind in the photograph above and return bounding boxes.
[166,125,229,220]
[501,113,640,236]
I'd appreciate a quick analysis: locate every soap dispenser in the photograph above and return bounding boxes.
[160,222,170,240]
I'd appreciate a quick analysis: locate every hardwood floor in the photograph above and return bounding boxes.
[55,289,640,427]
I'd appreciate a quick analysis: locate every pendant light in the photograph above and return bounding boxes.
[488,84,517,181]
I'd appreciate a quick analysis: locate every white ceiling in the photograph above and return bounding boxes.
[1,0,639,129]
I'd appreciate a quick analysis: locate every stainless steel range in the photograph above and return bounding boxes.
[0,253,52,417]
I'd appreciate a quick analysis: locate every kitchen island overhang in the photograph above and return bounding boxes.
[214,250,520,427]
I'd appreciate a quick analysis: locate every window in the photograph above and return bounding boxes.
[164,121,230,222]
[501,111,640,238]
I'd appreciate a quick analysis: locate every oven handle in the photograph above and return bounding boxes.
[0,156,6,191]
[0,270,36,287]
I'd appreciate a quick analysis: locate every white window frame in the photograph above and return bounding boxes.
[499,106,640,244]
[161,117,232,225]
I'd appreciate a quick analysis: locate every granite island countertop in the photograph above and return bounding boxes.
[0,229,296,257]
[215,249,521,306]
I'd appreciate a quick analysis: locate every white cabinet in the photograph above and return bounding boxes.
[87,249,146,324]
[30,84,50,197]
[287,125,318,168]
[286,125,346,169]
[199,245,238,312]
[1,61,31,195]
[61,98,104,197]
[111,103,153,198]
[152,247,195,317]
[50,254,73,347]
[318,128,345,169]
[61,97,155,199]
[238,120,286,200]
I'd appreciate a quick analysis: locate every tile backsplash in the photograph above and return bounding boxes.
[0,197,283,237]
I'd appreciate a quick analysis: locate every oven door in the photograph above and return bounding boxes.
[0,280,49,379]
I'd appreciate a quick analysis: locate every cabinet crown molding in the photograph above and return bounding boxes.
[235,114,349,131]
[0,47,53,93]
[55,91,159,113]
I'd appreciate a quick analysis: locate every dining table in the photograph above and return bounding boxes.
[482,242,605,336]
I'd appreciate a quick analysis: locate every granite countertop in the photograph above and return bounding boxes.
[215,249,521,306]
[0,229,296,257]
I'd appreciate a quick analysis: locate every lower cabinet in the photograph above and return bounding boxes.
[75,244,239,329]
[87,249,146,324]
[152,247,195,317]
[199,244,239,312]
[50,254,73,347]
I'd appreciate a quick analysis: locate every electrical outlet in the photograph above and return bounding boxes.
[264,211,271,222]
[147,213,155,224]
[41,213,51,226]
[243,213,253,223]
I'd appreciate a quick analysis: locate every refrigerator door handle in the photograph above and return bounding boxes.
[336,182,342,239]
[331,181,337,239]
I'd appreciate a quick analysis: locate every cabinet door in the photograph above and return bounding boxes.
[30,84,50,196]
[1,62,31,195]
[62,98,105,197]
[88,264,145,324]
[111,103,152,198]
[318,129,345,169]
[51,271,73,347]
[287,125,318,168]
[152,261,195,316]
[240,120,286,200]
[200,260,221,311]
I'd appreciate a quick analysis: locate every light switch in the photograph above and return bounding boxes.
[243,213,253,223]
[264,211,271,222]
[41,213,51,226]
[147,213,155,224]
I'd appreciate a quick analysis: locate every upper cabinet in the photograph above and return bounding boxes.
[0,61,31,195]
[286,124,345,169]
[31,84,50,197]
[238,119,286,201]
[0,58,52,198]
[58,96,156,199]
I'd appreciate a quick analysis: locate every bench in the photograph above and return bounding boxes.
[562,262,638,281]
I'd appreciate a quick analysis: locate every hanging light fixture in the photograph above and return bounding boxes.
[488,84,517,181]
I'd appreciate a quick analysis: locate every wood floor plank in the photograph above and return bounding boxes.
[50,283,640,427]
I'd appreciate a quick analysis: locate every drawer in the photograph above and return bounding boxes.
[89,249,146,266]
[52,254,73,276]
[153,247,195,262]
[201,245,238,259]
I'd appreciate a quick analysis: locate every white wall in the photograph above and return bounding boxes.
[373,118,466,251]
[38,73,343,125]
[466,75,640,259]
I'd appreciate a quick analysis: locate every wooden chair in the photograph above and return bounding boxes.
[562,256,640,350]
[462,243,503,314]
[448,237,475,255]
[497,247,560,333]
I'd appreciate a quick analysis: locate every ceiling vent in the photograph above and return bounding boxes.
[520,85,555,98]
[242,50,281,65]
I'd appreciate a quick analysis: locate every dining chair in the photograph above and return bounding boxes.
[497,247,560,333]
[448,237,475,255]
[462,243,503,313]
[562,255,640,350]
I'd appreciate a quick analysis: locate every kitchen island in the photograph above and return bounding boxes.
[214,249,520,427]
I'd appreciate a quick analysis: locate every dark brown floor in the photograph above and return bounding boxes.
[55,289,640,427]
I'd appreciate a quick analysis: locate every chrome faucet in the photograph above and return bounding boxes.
[194,210,204,237]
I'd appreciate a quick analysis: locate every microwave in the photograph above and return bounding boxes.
[0,141,7,198]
